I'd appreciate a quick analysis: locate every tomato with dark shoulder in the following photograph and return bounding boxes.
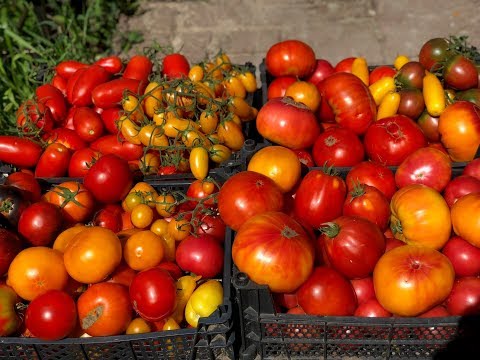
[419,38,451,72]
[18,202,63,246]
[5,171,41,202]
[84,154,133,203]
[265,40,316,78]
[35,143,71,178]
[26,290,77,340]
[395,61,425,89]
[162,53,190,79]
[312,127,364,167]
[397,89,425,120]
[364,115,427,166]
[317,72,376,134]
[294,168,347,228]
[443,54,478,90]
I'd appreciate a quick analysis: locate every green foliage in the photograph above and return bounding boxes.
[0,0,143,134]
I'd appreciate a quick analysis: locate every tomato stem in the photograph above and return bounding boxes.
[318,222,340,238]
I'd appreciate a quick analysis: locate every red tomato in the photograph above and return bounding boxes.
[92,78,145,109]
[291,149,315,167]
[129,267,176,322]
[218,171,284,231]
[68,147,102,178]
[273,292,298,310]
[18,202,63,246]
[334,57,355,73]
[0,136,43,169]
[444,54,478,90]
[123,55,153,83]
[395,147,451,191]
[417,110,440,142]
[35,143,71,177]
[155,262,183,280]
[25,290,77,340]
[267,76,297,100]
[176,234,224,279]
[185,179,219,209]
[297,266,357,316]
[67,65,111,106]
[100,107,122,134]
[364,115,427,166]
[446,277,480,316]
[50,74,67,96]
[107,262,137,288]
[343,184,390,231]
[256,97,321,150]
[55,60,88,79]
[369,65,396,84]
[419,38,451,72]
[77,282,132,336]
[443,175,480,207]
[16,100,54,135]
[232,211,315,293]
[319,216,385,279]
[265,40,316,78]
[350,277,375,305]
[94,55,123,74]
[373,245,455,316]
[93,206,123,233]
[463,158,480,180]
[395,61,425,89]
[73,107,105,142]
[5,171,41,202]
[354,298,392,317]
[385,237,405,252]
[162,53,190,79]
[47,128,87,151]
[84,154,133,203]
[90,135,144,161]
[35,84,67,124]
[312,127,364,167]
[442,236,480,277]
[316,72,376,135]
[305,59,335,86]
[193,213,226,243]
[294,168,347,228]
[418,305,450,318]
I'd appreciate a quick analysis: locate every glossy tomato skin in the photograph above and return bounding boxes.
[312,127,364,167]
[267,76,297,99]
[395,61,425,89]
[419,38,451,72]
[73,107,105,143]
[35,143,71,178]
[185,179,219,209]
[446,277,480,316]
[334,57,355,73]
[26,290,77,340]
[68,147,102,178]
[395,147,451,192]
[443,175,480,207]
[343,184,390,231]
[233,211,314,293]
[122,55,153,83]
[90,135,144,161]
[390,184,451,250]
[176,234,224,279]
[77,282,132,336]
[444,54,478,90]
[162,53,190,79]
[0,284,21,336]
[218,171,284,231]
[5,171,41,202]
[0,229,22,277]
[84,154,133,203]
[47,128,87,152]
[68,65,111,106]
[129,267,176,322]
[92,78,145,109]
[18,202,63,246]
[438,101,480,162]
[354,299,392,317]
[364,115,427,166]
[305,59,335,86]
[398,89,425,120]
[265,40,316,78]
[463,158,480,180]
[56,60,88,79]
[442,236,480,277]
[373,245,455,317]
[417,110,440,142]
[319,216,386,279]
[369,65,396,84]
[350,277,375,305]
[317,72,376,135]
[100,107,122,134]
[294,169,347,228]
[193,213,226,243]
[94,55,123,74]
[35,84,67,124]
[451,193,480,247]
[0,136,43,169]
[297,266,357,316]
[256,97,321,150]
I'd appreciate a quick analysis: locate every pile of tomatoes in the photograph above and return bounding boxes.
[0,163,228,340]
[0,50,257,180]
[259,37,480,167]
[219,149,480,318]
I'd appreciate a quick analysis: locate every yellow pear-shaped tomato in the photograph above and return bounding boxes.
[390,184,451,249]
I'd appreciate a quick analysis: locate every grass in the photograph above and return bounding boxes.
[0,0,143,134]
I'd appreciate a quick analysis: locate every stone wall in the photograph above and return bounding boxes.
[117,0,480,73]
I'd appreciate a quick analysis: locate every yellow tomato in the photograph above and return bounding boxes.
[369,77,396,106]
[126,318,151,334]
[185,280,223,328]
[377,92,401,120]
[122,94,144,122]
[284,81,321,112]
[217,120,245,151]
[189,147,209,180]
[188,65,204,82]
[139,124,169,147]
[119,116,141,145]
[150,218,169,237]
[224,76,247,98]
[131,204,154,229]
[238,71,257,92]
[394,54,410,70]
[209,144,232,164]
[351,57,369,86]
[199,111,219,134]
[423,70,446,117]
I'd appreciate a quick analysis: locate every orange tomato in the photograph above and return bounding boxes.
[285,81,321,112]
[438,101,480,162]
[64,227,122,284]
[123,230,165,271]
[129,182,158,207]
[150,218,170,237]
[121,211,135,230]
[217,120,245,151]
[228,96,254,120]
[7,247,69,301]
[224,76,246,98]
[139,124,169,147]
[451,193,480,247]
[119,116,141,144]
[122,94,144,122]
[209,144,232,164]
[155,194,177,218]
[53,225,86,253]
[131,204,154,229]
[126,318,152,334]
[189,147,209,180]
[247,146,301,193]
[238,71,257,92]
[160,233,176,262]
[188,65,204,82]
[168,217,192,241]
[199,111,219,134]
[390,184,451,250]
[43,182,95,223]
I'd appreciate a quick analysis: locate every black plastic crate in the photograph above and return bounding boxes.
[0,172,235,360]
